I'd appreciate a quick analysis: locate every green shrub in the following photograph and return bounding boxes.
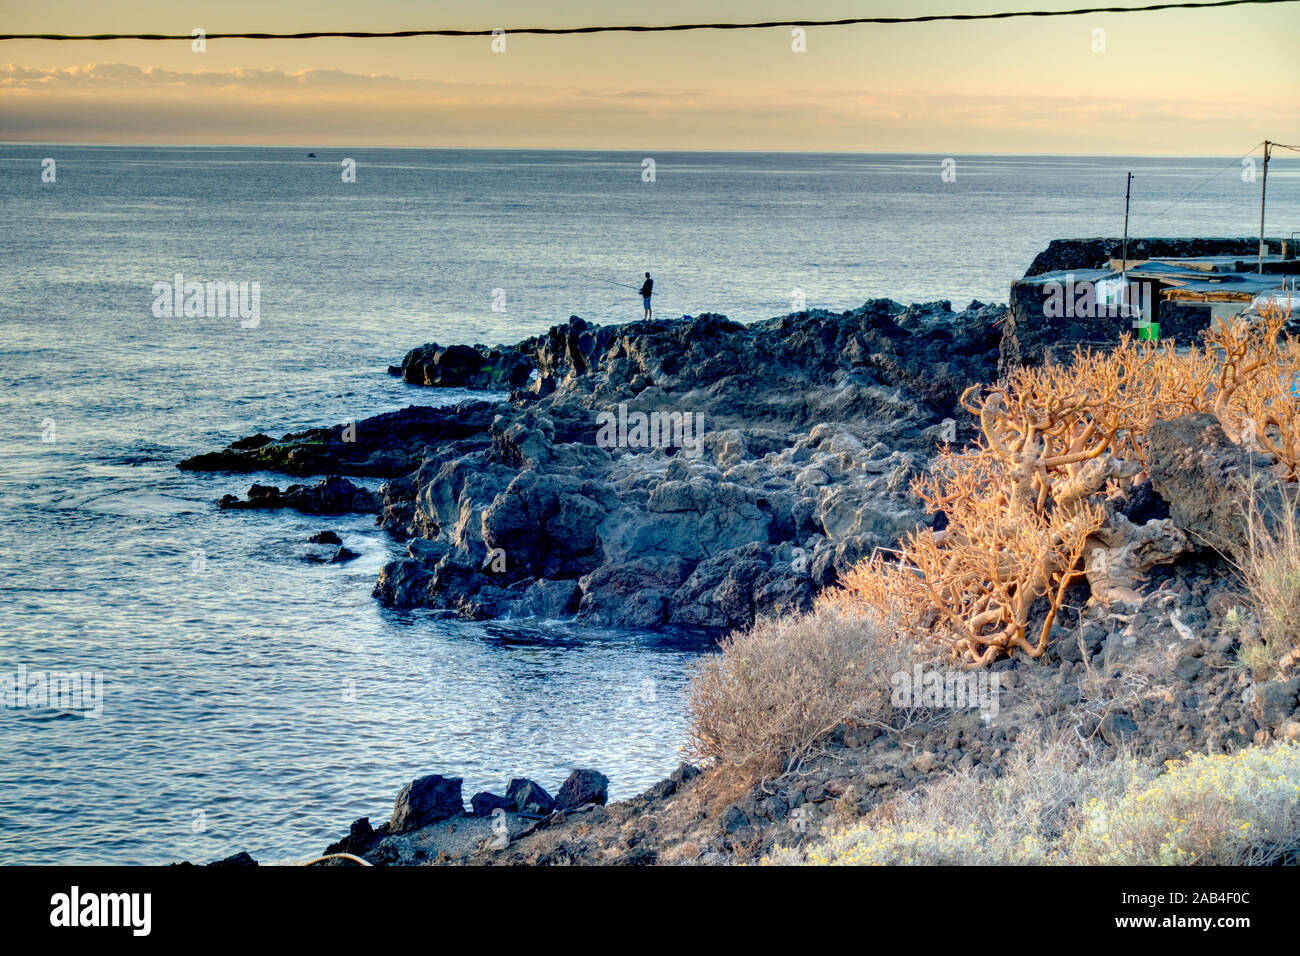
[766,742,1300,866]
[1070,744,1300,865]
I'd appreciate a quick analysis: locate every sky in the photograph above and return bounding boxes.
[1,0,1297,153]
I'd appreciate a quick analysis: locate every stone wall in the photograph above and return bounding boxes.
[1023,237,1281,278]
[1001,269,1140,375]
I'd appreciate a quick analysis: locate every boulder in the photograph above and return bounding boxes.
[401,342,534,389]
[373,559,433,608]
[390,774,463,833]
[323,817,378,857]
[669,543,811,629]
[1255,678,1300,731]
[505,778,556,815]
[207,851,258,867]
[555,769,609,810]
[1099,712,1139,747]
[576,558,691,628]
[1147,414,1282,561]
[512,578,580,619]
[469,791,514,817]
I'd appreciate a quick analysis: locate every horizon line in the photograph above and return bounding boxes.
[0,140,1288,161]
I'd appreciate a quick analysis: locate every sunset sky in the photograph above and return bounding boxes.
[1,0,1297,153]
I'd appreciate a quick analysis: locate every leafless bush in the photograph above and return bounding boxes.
[687,606,933,779]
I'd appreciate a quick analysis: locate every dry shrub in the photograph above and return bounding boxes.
[827,304,1299,666]
[767,740,1300,866]
[764,731,1145,866]
[1201,306,1300,479]
[686,605,932,779]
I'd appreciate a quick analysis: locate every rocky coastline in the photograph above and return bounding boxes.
[179,239,1300,866]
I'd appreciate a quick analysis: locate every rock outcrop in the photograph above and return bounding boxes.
[184,299,1006,630]
[555,769,609,810]
[217,476,381,515]
[373,301,1003,628]
[1147,413,1284,561]
[181,401,497,478]
[396,342,534,390]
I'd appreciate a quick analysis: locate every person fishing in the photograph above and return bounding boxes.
[639,272,653,319]
[577,271,659,317]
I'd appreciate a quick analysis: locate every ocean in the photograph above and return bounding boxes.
[0,145,1295,864]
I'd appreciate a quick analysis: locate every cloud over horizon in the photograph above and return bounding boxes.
[0,61,1287,153]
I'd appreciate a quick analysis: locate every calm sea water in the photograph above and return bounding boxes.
[0,146,1295,865]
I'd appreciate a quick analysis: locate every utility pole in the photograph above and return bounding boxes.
[1122,171,1133,271]
[1259,140,1271,274]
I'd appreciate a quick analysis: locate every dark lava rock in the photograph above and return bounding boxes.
[309,530,342,545]
[671,762,701,785]
[400,342,534,390]
[181,401,497,478]
[372,558,434,608]
[1099,712,1139,747]
[218,476,381,515]
[1147,413,1282,561]
[367,302,1003,628]
[643,761,702,799]
[390,774,463,833]
[1255,678,1300,730]
[470,791,514,817]
[1174,654,1204,682]
[198,299,1007,630]
[208,851,258,867]
[506,777,556,815]
[722,805,752,835]
[330,546,361,563]
[512,578,580,619]
[324,817,382,858]
[555,769,609,810]
[230,434,274,451]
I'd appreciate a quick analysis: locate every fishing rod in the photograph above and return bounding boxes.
[578,272,685,316]
[577,272,642,290]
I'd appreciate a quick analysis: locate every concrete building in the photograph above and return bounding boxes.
[1004,239,1299,371]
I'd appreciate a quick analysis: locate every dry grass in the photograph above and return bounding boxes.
[686,605,933,780]
[1237,476,1300,679]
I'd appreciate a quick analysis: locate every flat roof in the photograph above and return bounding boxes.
[1111,254,1294,272]
[1163,275,1295,300]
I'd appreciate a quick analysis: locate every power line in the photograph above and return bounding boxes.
[1,0,1294,42]
[1138,140,1264,226]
